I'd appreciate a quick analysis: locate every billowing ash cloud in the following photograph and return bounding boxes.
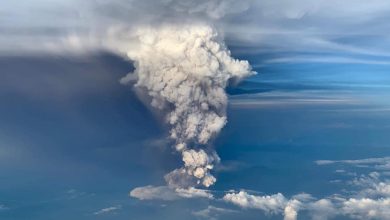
[121,25,254,187]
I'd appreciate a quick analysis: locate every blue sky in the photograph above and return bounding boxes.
[2,1,390,220]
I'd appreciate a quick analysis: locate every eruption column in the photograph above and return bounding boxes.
[121,24,254,188]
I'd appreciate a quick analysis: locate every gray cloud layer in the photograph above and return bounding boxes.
[3,0,390,61]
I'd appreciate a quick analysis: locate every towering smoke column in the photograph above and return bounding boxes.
[121,24,254,188]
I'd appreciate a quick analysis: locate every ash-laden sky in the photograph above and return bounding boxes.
[2,1,390,220]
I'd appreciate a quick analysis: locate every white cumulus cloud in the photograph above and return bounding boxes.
[223,191,288,215]
[342,198,390,219]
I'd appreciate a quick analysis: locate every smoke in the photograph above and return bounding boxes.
[121,24,254,188]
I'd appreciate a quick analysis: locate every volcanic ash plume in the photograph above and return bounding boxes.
[121,24,254,188]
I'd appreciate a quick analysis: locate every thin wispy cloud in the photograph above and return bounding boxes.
[130,185,213,201]
[0,204,9,211]
[94,205,122,215]
[316,157,390,170]
[230,91,361,108]
[192,206,237,220]
[263,56,390,65]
